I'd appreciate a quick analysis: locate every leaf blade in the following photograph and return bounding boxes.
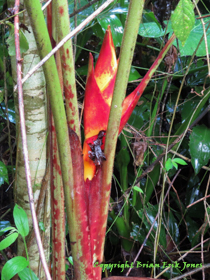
[171,0,195,46]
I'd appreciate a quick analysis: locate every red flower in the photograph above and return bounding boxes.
[83,26,143,180]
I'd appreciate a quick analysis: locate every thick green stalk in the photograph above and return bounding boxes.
[99,0,144,261]
[54,0,80,138]
[47,5,66,279]
[24,2,91,279]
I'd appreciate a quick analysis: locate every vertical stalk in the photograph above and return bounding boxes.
[47,4,65,279]
[99,0,144,261]
[24,1,91,279]
[14,1,51,279]
[54,0,80,138]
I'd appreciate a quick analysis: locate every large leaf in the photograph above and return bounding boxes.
[97,15,124,47]
[185,215,200,247]
[189,125,210,175]
[139,22,165,38]
[131,223,154,248]
[166,211,179,245]
[13,205,29,237]
[1,256,29,280]
[171,17,210,57]
[0,160,9,186]
[0,232,18,250]
[18,267,39,280]
[171,0,195,46]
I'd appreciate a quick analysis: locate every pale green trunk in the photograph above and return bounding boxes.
[8,1,50,279]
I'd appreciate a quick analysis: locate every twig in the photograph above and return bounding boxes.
[69,0,100,18]
[13,0,115,92]
[42,0,52,11]
[14,2,51,279]
[170,263,210,280]
[196,14,210,19]
[156,237,210,278]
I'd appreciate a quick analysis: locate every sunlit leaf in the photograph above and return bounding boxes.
[171,0,195,46]
[13,205,29,237]
[0,232,18,250]
[133,186,144,194]
[172,161,178,170]
[172,158,187,166]
[18,267,39,280]
[97,15,124,47]
[1,256,29,280]
[165,158,173,171]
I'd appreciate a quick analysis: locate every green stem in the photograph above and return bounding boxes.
[23,237,33,279]
[100,0,144,261]
[24,2,89,279]
[54,0,80,138]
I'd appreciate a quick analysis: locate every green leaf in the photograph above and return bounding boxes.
[172,158,187,166]
[0,232,18,250]
[6,21,29,56]
[167,211,179,244]
[97,15,123,47]
[138,204,167,249]
[133,185,144,194]
[128,66,141,82]
[0,226,16,234]
[139,22,165,38]
[0,161,9,186]
[13,205,29,237]
[142,11,162,28]
[185,215,200,247]
[39,221,45,232]
[1,256,29,280]
[171,17,210,56]
[172,161,178,170]
[18,267,39,280]
[131,223,153,248]
[165,158,173,171]
[189,125,210,175]
[68,256,74,266]
[171,0,195,46]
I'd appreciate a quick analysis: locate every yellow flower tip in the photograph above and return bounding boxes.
[94,26,117,93]
[83,139,96,181]
[84,160,95,181]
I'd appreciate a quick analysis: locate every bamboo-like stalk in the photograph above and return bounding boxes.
[54,0,80,138]
[47,4,66,279]
[24,1,92,279]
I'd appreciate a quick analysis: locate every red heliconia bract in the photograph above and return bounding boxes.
[83,26,145,181]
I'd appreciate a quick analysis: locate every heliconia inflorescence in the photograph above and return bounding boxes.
[83,26,145,181]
